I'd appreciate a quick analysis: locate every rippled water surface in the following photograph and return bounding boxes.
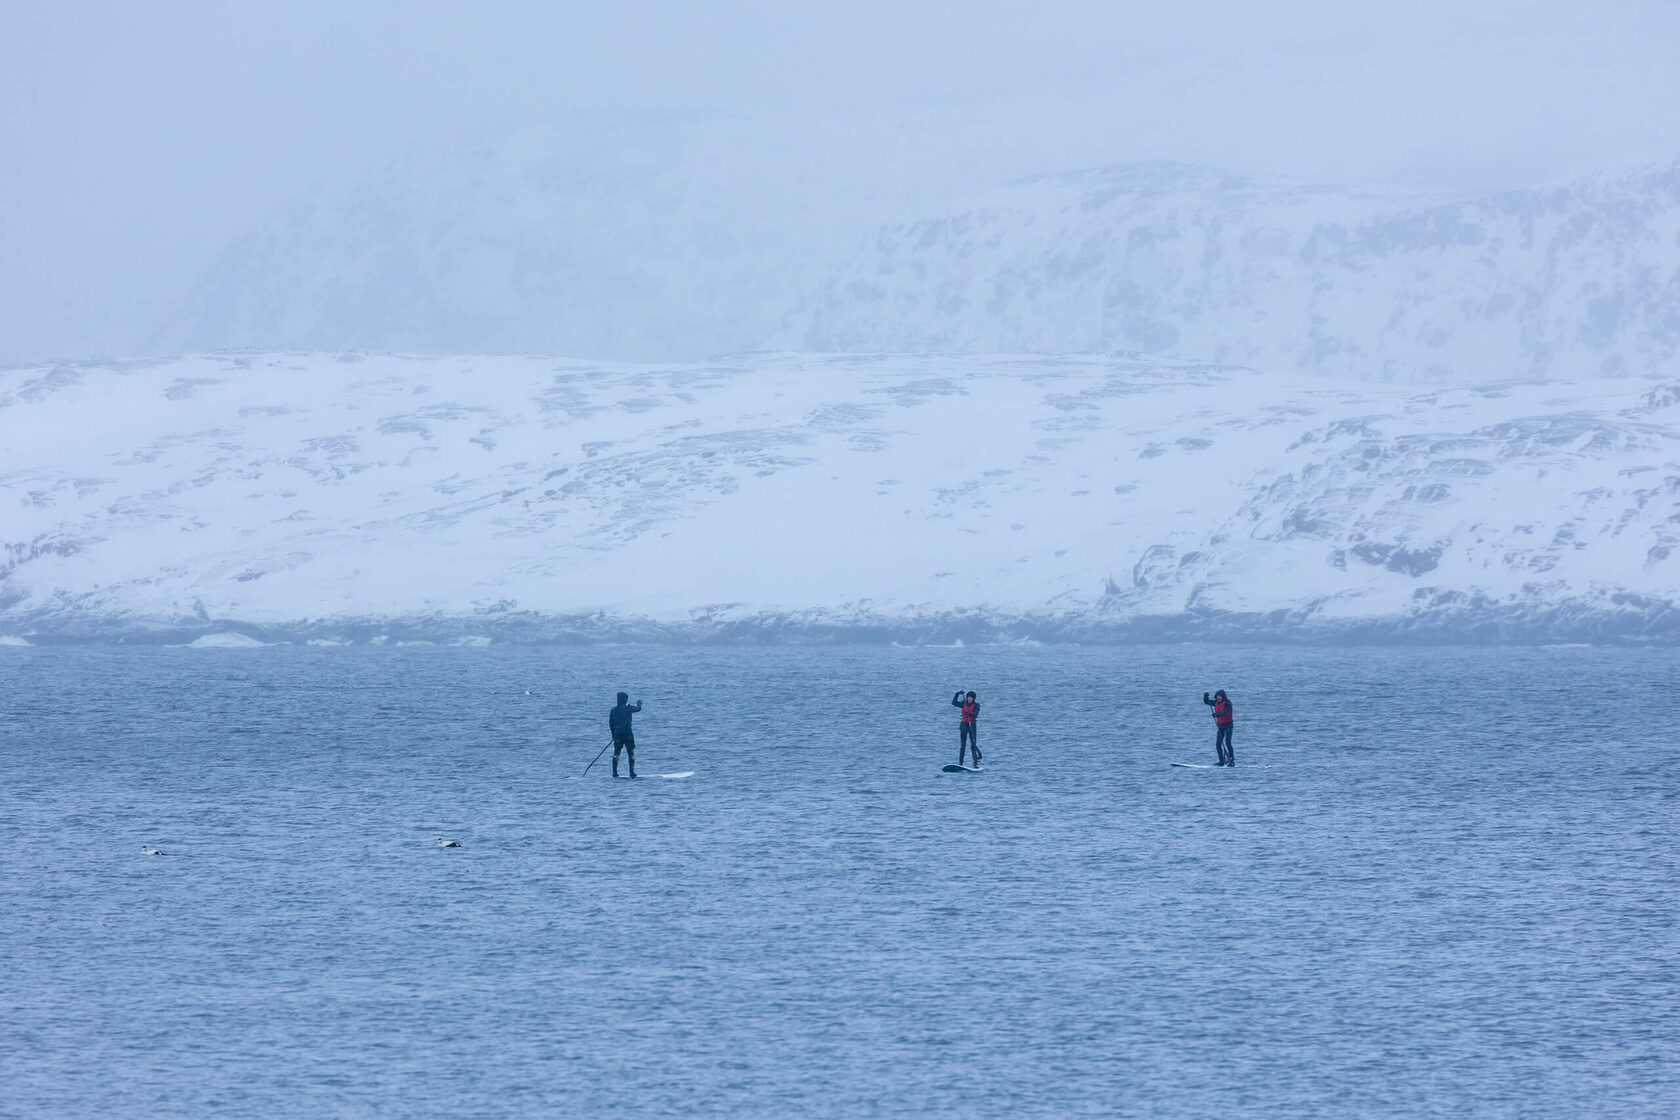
[3,644,1676,1118]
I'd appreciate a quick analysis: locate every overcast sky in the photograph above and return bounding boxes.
[5,0,1680,363]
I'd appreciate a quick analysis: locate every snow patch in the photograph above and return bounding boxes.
[187,632,268,648]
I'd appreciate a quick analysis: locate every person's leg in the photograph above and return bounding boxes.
[625,734,637,778]
[1224,726,1234,767]
[1214,725,1225,765]
[970,726,981,766]
[960,725,973,765]
[612,739,622,777]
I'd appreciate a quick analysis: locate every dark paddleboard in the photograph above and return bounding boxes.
[942,764,983,773]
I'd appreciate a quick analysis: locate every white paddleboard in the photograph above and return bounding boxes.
[941,764,983,773]
[1171,762,1219,769]
[658,771,694,780]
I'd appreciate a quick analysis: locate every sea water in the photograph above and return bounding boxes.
[2,644,1675,1118]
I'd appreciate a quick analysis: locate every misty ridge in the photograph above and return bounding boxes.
[154,110,1680,383]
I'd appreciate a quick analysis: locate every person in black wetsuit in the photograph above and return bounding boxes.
[609,691,642,778]
[952,690,982,767]
[1202,689,1234,766]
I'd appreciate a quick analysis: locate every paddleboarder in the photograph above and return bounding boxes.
[609,691,642,778]
[951,689,982,768]
[1202,689,1234,766]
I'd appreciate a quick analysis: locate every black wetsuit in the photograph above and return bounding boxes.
[952,692,982,766]
[609,700,642,777]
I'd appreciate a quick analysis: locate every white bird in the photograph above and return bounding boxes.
[140,846,164,856]
[435,838,461,848]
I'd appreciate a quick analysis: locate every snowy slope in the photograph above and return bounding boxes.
[3,352,1678,642]
[793,161,1680,382]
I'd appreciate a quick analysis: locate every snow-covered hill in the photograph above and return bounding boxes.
[167,139,1680,382]
[156,115,895,361]
[793,160,1680,382]
[3,352,1678,642]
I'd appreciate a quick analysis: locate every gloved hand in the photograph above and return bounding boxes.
[1203,692,1211,703]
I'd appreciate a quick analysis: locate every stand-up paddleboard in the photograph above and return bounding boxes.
[1171,762,1219,769]
[942,764,983,773]
[658,771,694,780]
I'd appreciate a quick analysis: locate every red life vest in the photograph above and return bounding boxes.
[1212,697,1232,725]
[961,701,978,725]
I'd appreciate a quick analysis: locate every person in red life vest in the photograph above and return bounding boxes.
[1202,689,1234,766]
[951,689,982,767]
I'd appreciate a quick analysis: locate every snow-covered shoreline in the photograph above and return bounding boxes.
[6,597,1677,647]
[4,351,1678,644]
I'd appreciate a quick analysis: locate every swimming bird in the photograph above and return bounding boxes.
[140,846,164,856]
[435,838,461,849]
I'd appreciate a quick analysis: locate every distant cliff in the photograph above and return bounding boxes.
[155,116,880,362]
[792,160,1680,381]
[160,139,1680,381]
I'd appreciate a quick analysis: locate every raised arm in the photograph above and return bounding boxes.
[952,691,964,707]
[632,700,643,713]
[1202,692,1213,707]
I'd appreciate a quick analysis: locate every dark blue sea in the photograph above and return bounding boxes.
[2,644,1675,1118]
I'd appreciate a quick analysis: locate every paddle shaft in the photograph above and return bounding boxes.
[582,740,611,777]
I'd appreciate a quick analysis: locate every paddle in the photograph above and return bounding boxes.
[582,740,612,777]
